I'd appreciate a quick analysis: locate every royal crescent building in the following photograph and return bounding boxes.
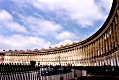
[0,0,119,67]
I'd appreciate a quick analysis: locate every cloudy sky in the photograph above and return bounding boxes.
[0,0,113,50]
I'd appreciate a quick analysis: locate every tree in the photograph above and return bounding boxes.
[30,61,36,67]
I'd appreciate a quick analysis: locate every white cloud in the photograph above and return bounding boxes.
[52,39,73,47]
[0,10,28,33]
[0,10,13,21]
[7,22,28,33]
[0,35,51,50]
[96,0,113,11]
[27,0,112,27]
[55,31,78,41]
[18,15,63,36]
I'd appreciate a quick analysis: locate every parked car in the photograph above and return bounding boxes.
[58,66,71,74]
[41,67,51,76]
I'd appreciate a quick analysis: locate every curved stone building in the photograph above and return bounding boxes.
[0,0,119,66]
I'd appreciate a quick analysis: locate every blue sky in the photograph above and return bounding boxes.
[0,0,113,50]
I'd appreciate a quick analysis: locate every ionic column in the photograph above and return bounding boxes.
[85,46,87,59]
[104,33,107,55]
[84,46,86,60]
[87,45,89,59]
[115,17,119,46]
[83,46,85,60]
[95,40,98,58]
[85,46,87,60]
[93,42,95,59]
[89,44,91,59]
[96,41,98,58]
[97,39,100,57]
[88,44,91,59]
[81,48,83,60]
[113,22,118,47]
[108,28,112,52]
[116,9,119,46]
[87,46,88,59]
[115,17,119,47]
[90,43,93,59]
[100,37,103,56]
[87,45,88,59]
[106,31,110,53]
[102,35,106,55]
[97,40,99,58]
[82,47,84,60]
[110,25,114,50]
[94,41,97,58]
